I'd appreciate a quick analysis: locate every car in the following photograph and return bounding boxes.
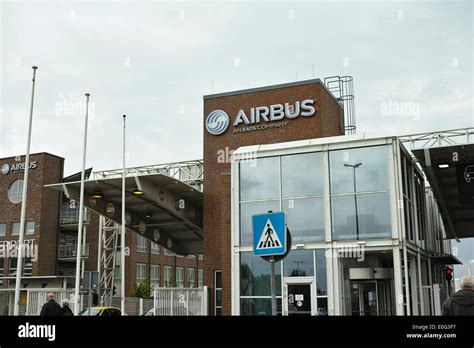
[78,306,125,316]
[464,165,474,183]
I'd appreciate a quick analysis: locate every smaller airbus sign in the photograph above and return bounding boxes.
[1,164,9,175]
[1,161,37,175]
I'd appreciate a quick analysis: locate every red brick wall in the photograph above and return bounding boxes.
[202,80,343,314]
[0,153,64,282]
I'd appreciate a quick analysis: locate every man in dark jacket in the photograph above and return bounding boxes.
[443,275,474,315]
[40,293,62,316]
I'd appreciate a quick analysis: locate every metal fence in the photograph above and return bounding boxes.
[1,287,208,316]
[153,287,208,316]
[25,289,85,315]
[110,297,154,316]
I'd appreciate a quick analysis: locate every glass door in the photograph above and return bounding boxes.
[283,277,316,316]
[350,280,378,316]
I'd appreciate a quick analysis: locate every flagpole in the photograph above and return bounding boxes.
[14,66,38,315]
[73,93,90,315]
[121,114,126,315]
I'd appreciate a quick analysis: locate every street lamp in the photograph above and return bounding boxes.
[344,162,362,240]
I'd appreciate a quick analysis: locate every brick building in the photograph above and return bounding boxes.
[202,79,344,314]
[0,153,202,314]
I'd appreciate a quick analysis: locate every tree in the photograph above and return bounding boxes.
[131,281,153,299]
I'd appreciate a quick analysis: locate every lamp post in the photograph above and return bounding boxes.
[13,66,38,316]
[344,163,362,240]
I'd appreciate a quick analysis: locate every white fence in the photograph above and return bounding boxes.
[25,289,83,315]
[153,287,208,316]
[110,297,154,316]
[1,287,208,316]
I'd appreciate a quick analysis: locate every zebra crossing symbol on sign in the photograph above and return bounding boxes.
[256,219,282,249]
[252,212,286,256]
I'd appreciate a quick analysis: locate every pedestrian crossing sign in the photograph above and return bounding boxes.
[252,212,286,256]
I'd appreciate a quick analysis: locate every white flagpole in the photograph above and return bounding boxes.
[121,114,126,315]
[73,93,90,315]
[14,66,38,316]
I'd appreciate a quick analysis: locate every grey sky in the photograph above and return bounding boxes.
[1,1,473,265]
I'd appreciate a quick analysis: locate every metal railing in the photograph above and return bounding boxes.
[110,297,154,316]
[58,244,90,258]
[92,160,204,191]
[398,127,474,150]
[153,287,208,316]
[25,289,87,315]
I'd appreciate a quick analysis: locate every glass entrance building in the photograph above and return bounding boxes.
[230,133,456,316]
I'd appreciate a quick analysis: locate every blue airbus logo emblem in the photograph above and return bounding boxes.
[1,163,10,175]
[206,110,230,135]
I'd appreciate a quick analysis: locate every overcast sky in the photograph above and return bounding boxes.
[0,0,473,272]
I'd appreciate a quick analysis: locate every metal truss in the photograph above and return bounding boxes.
[92,160,204,191]
[398,127,474,150]
[98,216,120,306]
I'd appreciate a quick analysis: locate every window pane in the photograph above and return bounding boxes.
[240,157,279,201]
[282,152,323,198]
[12,223,20,236]
[331,195,357,240]
[240,252,281,296]
[330,146,388,194]
[198,269,203,288]
[356,192,391,239]
[26,221,34,235]
[315,249,327,296]
[332,193,391,240]
[317,297,328,316]
[240,298,282,316]
[283,198,324,242]
[8,179,23,204]
[215,271,222,289]
[283,249,314,277]
[240,200,279,246]
[0,224,5,236]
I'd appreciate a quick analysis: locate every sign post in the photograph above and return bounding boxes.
[252,211,291,316]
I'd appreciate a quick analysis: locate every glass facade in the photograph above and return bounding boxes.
[329,146,391,240]
[236,144,394,315]
[235,140,450,316]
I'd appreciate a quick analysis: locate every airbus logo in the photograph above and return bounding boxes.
[1,163,9,175]
[1,161,37,174]
[205,99,316,135]
[206,110,230,136]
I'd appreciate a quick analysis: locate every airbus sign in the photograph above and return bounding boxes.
[1,161,37,175]
[206,99,316,135]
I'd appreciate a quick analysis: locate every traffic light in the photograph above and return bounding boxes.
[113,285,117,296]
[446,267,453,282]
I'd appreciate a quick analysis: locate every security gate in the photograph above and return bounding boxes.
[153,287,208,316]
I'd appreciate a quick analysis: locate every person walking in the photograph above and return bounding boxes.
[442,275,474,315]
[61,299,74,316]
[40,293,62,316]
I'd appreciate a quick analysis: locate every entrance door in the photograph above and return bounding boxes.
[283,278,316,316]
[350,280,391,316]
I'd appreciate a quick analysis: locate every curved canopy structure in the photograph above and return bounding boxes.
[45,173,203,255]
